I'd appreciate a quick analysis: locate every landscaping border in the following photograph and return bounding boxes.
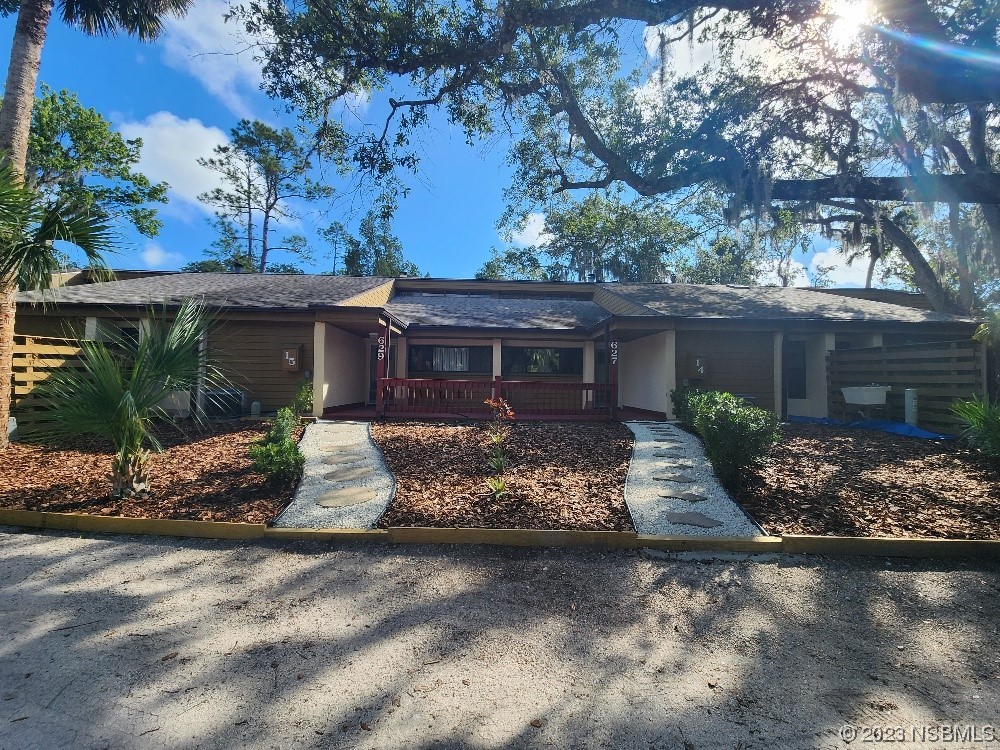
[1,509,998,559]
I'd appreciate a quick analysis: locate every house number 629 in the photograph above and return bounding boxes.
[610,341,618,366]
[377,336,386,361]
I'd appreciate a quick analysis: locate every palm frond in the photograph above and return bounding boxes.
[59,0,195,41]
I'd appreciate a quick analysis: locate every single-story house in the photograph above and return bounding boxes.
[15,273,982,422]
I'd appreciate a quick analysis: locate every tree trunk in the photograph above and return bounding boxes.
[0,0,54,450]
[0,0,54,173]
[111,448,152,499]
[260,211,270,273]
[865,254,877,289]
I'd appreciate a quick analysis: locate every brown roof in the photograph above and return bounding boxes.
[19,273,392,310]
[605,283,976,324]
[385,295,609,330]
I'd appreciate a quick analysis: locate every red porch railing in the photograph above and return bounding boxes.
[378,375,617,420]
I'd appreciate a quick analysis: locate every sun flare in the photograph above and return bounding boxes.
[826,0,873,48]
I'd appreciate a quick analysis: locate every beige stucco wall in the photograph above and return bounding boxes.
[321,324,367,409]
[786,333,836,418]
[619,331,676,416]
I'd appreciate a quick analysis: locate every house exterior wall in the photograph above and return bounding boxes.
[210,320,314,412]
[675,329,776,411]
[620,331,675,416]
[14,313,85,338]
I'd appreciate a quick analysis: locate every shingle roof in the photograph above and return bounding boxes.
[605,283,977,324]
[385,295,610,329]
[18,273,393,309]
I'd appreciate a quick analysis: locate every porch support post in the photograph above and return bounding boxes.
[375,319,389,416]
[606,324,619,419]
[773,331,784,420]
[492,338,502,379]
[583,341,595,410]
[312,322,325,418]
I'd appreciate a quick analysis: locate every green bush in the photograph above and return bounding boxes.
[250,407,304,484]
[694,398,781,490]
[263,407,298,445]
[952,396,1000,459]
[290,379,313,417]
[669,387,703,429]
[249,438,305,484]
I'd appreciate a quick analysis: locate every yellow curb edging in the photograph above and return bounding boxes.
[1,509,998,559]
[0,508,265,539]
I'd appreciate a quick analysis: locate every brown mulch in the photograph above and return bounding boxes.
[0,422,299,524]
[371,421,634,531]
[734,423,1000,540]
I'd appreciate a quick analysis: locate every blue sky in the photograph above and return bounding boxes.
[0,1,518,278]
[0,4,868,285]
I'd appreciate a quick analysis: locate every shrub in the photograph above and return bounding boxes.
[290,379,313,417]
[249,438,305,484]
[669,387,703,429]
[694,399,781,490]
[485,475,508,500]
[250,407,304,484]
[952,396,1000,459]
[263,407,298,445]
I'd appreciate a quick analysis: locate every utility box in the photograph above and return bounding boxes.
[282,345,303,372]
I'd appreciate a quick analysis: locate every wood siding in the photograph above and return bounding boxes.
[10,335,84,431]
[14,314,85,338]
[210,320,314,412]
[675,330,776,410]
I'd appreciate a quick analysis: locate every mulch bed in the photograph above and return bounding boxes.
[734,423,1000,540]
[0,422,298,524]
[371,421,634,531]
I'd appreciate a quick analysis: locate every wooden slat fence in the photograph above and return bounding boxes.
[10,334,84,431]
[827,340,987,434]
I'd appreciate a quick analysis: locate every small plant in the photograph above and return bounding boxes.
[290,378,313,417]
[669,386,703,429]
[249,407,304,484]
[694,398,781,490]
[485,475,508,500]
[487,445,508,473]
[952,396,1000,459]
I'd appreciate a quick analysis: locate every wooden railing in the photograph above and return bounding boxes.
[378,375,617,420]
[10,334,84,431]
[826,340,987,434]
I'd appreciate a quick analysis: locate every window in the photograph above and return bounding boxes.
[501,347,583,376]
[408,345,492,374]
[783,340,807,400]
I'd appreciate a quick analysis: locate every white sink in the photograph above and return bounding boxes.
[841,386,891,405]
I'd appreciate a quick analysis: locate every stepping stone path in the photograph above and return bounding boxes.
[317,486,379,508]
[653,473,697,483]
[659,490,709,503]
[322,466,374,483]
[273,421,394,529]
[663,511,723,529]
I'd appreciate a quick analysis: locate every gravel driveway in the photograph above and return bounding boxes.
[1,528,997,750]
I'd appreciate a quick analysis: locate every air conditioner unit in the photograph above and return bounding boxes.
[203,388,249,418]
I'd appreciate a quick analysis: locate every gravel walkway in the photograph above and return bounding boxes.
[1,529,997,749]
[624,421,761,537]
[272,421,394,529]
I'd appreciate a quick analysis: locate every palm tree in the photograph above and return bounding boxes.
[37,299,223,498]
[0,0,193,449]
[1,163,112,448]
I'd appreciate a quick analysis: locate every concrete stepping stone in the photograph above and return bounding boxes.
[655,460,694,468]
[663,511,723,528]
[651,442,682,449]
[322,466,375,482]
[321,453,368,465]
[653,473,696,483]
[316,486,379,508]
[659,490,708,503]
[653,452,683,459]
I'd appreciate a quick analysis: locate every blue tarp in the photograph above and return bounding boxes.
[787,415,955,440]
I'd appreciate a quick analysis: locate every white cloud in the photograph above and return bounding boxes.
[758,256,810,287]
[141,242,184,270]
[510,213,552,247]
[160,0,265,118]
[810,249,870,287]
[118,112,229,217]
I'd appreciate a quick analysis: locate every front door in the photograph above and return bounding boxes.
[367,344,396,404]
